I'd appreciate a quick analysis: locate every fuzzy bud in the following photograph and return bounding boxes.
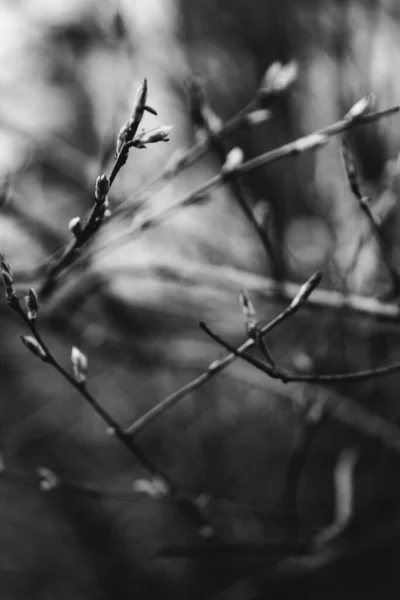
[258,61,298,100]
[344,93,374,121]
[133,477,170,498]
[68,217,83,239]
[24,288,39,321]
[245,109,272,127]
[222,147,244,175]
[239,291,258,338]
[0,254,17,305]
[95,174,110,204]
[341,141,362,199]
[37,466,59,492]
[21,335,47,361]
[135,125,173,145]
[71,346,88,385]
[290,271,323,310]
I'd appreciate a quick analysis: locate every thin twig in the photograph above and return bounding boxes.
[38,79,158,300]
[0,258,217,539]
[285,390,327,539]
[200,320,400,384]
[312,447,358,549]
[115,98,261,215]
[62,103,400,284]
[186,76,281,277]
[124,272,322,436]
[341,140,400,296]
[122,264,400,438]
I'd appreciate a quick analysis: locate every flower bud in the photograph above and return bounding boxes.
[71,346,88,384]
[341,141,362,199]
[258,61,298,100]
[136,126,173,145]
[0,254,17,305]
[239,291,258,338]
[95,174,110,204]
[344,93,374,121]
[290,271,323,310]
[21,335,47,361]
[68,217,83,238]
[37,466,59,492]
[133,477,170,498]
[24,288,39,321]
[245,109,272,126]
[222,147,244,175]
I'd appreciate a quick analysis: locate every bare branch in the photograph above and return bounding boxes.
[124,272,323,436]
[1,261,217,540]
[200,320,400,384]
[342,140,400,296]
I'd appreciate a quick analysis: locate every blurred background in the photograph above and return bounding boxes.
[2,0,400,598]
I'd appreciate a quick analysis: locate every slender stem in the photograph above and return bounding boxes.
[73,105,400,277]
[124,281,318,437]
[200,321,400,384]
[12,303,216,537]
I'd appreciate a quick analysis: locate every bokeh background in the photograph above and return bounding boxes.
[2,0,400,598]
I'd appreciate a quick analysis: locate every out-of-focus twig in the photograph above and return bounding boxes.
[341,139,400,297]
[313,447,358,549]
[185,75,281,278]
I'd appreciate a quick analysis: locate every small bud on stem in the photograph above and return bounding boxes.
[71,346,88,385]
[25,288,39,321]
[289,271,323,310]
[21,335,48,361]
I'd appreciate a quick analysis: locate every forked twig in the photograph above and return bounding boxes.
[0,255,218,540]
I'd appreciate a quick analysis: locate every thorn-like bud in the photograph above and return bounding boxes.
[135,125,173,145]
[222,147,244,175]
[37,466,59,492]
[21,335,47,361]
[133,477,170,498]
[0,254,18,305]
[290,271,323,310]
[71,346,88,385]
[258,61,298,101]
[144,104,157,116]
[239,290,258,338]
[95,174,110,204]
[68,217,83,239]
[341,141,362,200]
[24,288,39,321]
[344,93,374,121]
